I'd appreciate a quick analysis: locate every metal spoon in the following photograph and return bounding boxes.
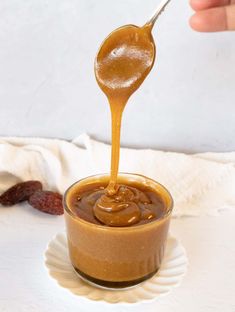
[145,0,172,28]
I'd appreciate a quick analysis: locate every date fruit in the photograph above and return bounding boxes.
[0,181,43,206]
[28,190,64,215]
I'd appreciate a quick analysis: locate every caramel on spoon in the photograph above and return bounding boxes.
[93,1,171,225]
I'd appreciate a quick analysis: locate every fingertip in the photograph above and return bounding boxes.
[189,13,205,32]
[189,0,212,11]
[189,8,227,32]
[189,0,203,11]
[189,0,231,11]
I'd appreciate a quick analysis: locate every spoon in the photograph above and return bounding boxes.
[95,0,172,99]
[146,0,172,29]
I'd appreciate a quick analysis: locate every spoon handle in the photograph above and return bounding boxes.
[146,0,172,28]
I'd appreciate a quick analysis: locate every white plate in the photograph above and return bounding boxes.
[44,233,188,304]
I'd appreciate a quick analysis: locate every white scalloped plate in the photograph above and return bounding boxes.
[44,233,187,304]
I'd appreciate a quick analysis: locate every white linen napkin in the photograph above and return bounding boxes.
[0,134,235,217]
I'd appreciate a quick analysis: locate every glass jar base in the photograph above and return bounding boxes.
[73,266,159,290]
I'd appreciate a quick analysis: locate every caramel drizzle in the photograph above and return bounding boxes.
[94,24,155,226]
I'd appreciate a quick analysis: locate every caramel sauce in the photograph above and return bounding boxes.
[79,23,156,227]
[95,24,155,194]
[91,24,156,226]
[71,181,165,227]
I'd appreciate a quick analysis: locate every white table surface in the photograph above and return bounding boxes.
[1,203,235,312]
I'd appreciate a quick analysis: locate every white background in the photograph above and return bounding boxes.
[0,0,235,152]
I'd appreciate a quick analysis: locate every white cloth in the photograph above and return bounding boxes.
[0,134,235,217]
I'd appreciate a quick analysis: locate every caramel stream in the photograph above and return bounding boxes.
[94,24,156,226]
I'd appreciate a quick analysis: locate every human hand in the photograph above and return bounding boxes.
[190,0,235,32]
